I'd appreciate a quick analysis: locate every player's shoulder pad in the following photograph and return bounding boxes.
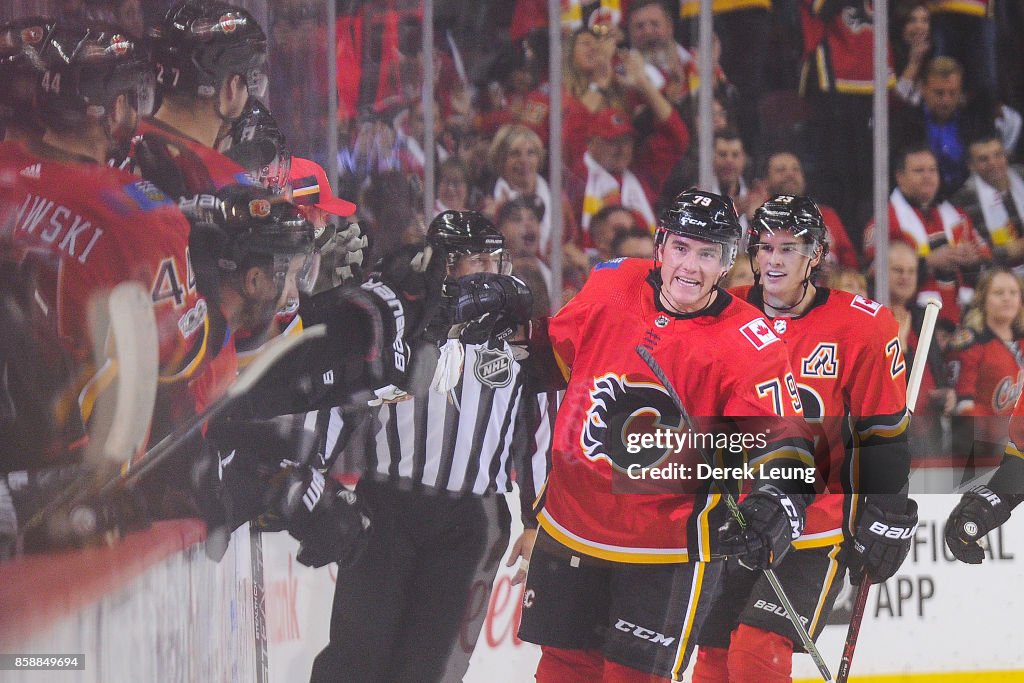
[724,297,783,353]
[949,326,978,352]
[578,257,650,298]
[120,179,175,211]
[830,289,899,337]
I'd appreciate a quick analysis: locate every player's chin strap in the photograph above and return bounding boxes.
[750,251,816,315]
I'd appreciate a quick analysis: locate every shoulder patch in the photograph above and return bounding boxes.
[850,295,883,316]
[594,257,626,271]
[739,318,780,350]
[122,180,173,210]
[950,327,976,350]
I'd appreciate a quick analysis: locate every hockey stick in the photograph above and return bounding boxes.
[635,345,833,682]
[85,281,159,466]
[120,323,328,490]
[836,299,941,683]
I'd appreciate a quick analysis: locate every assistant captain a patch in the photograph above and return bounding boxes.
[474,346,514,388]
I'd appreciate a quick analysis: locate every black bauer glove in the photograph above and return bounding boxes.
[944,485,1011,564]
[445,273,533,344]
[268,462,372,569]
[718,485,804,571]
[844,498,919,583]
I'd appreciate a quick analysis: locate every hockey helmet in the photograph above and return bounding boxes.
[657,188,742,268]
[34,23,155,136]
[427,210,510,274]
[150,1,267,100]
[221,97,290,191]
[0,16,55,134]
[748,194,829,260]
[183,185,317,300]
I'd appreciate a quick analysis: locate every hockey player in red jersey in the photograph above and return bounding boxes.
[497,189,817,682]
[0,23,207,550]
[116,0,266,198]
[693,196,918,683]
[945,389,1024,563]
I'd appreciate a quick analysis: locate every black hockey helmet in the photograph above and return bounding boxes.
[657,188,742,268]
[183,184,317,299]
[221,96,290,191]
[427,210,510,274]
[0,16,55,134]
[149,1,267,100]
[34,23,154,136]
[748,194,830,260]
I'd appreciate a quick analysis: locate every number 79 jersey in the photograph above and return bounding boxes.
[733,285,911,544]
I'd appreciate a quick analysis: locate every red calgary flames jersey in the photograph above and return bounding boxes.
[120,116,252,198]
[0,140,208,452]
[537,258,814,564]
[949,328,1024,448]
[734,285,910,542]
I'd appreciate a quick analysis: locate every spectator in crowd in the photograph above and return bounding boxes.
[610,227,656,258]
[948,267,1024,466]
[891,56,997,195]
[659,129,752,229]
[575,108,658,233]
[488,124,578,258]
[495,193,550,285]
[892,1,934,107]
[952,134,1024,276]
[722,252,756,289]
[927,0,997,107]
[679,0,771,154]
[361,170,426,268]
[586,204,639,264]
[756,149,860,271]
[436,157,474,213]
[827,266,869,298]
[877,240,956,460]
[800,0,885,234]
[864,145,989,324]
[562,25,624,167]
[627,0,693,107]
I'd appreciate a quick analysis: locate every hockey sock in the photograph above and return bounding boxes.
[602,658,671,682]
[691,646,730,683]
[727,624,794,682]
[536,646,603,682]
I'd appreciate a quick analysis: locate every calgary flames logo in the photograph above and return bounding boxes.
[581,373,682,472]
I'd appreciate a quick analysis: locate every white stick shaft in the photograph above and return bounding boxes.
[906,301,941,414]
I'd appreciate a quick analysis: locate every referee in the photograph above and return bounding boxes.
[309,211,551,683]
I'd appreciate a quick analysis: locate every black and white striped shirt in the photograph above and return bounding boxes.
[309,341,552,515]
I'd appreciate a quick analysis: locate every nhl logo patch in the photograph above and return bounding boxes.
[474,346,514,388]
[773,319,787,335]
[655,315,669,328]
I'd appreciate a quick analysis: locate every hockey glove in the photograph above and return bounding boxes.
[944,486,1011,564]
[314,222,368,291]
[270,462,372,569]
[845,498,919,583]
[445,273,533,344]
[718,485,804,570]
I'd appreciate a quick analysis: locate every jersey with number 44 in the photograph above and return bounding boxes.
[0,140,208,389]
[733,285,910,544]
[535,258,815,564]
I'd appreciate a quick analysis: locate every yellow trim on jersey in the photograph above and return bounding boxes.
[928,0,989,17]
[159,314,209,384]
[670,561,708,681]
[857,411,910,440]
[236,314,304,369]
[695,493,720,561]
[808,544,842,637]
[78,358,117,425]
[792,530,845,550]
[796,673,1024,683]
[1005,440,1023,460]
[537,510,691,564]
[552,348,572,383]
[679,0,770,18]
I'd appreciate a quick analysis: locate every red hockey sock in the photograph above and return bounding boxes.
[727,624,794,682]
[602,658,671,682]
[691,645,730,683]
[536,646,603,683]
